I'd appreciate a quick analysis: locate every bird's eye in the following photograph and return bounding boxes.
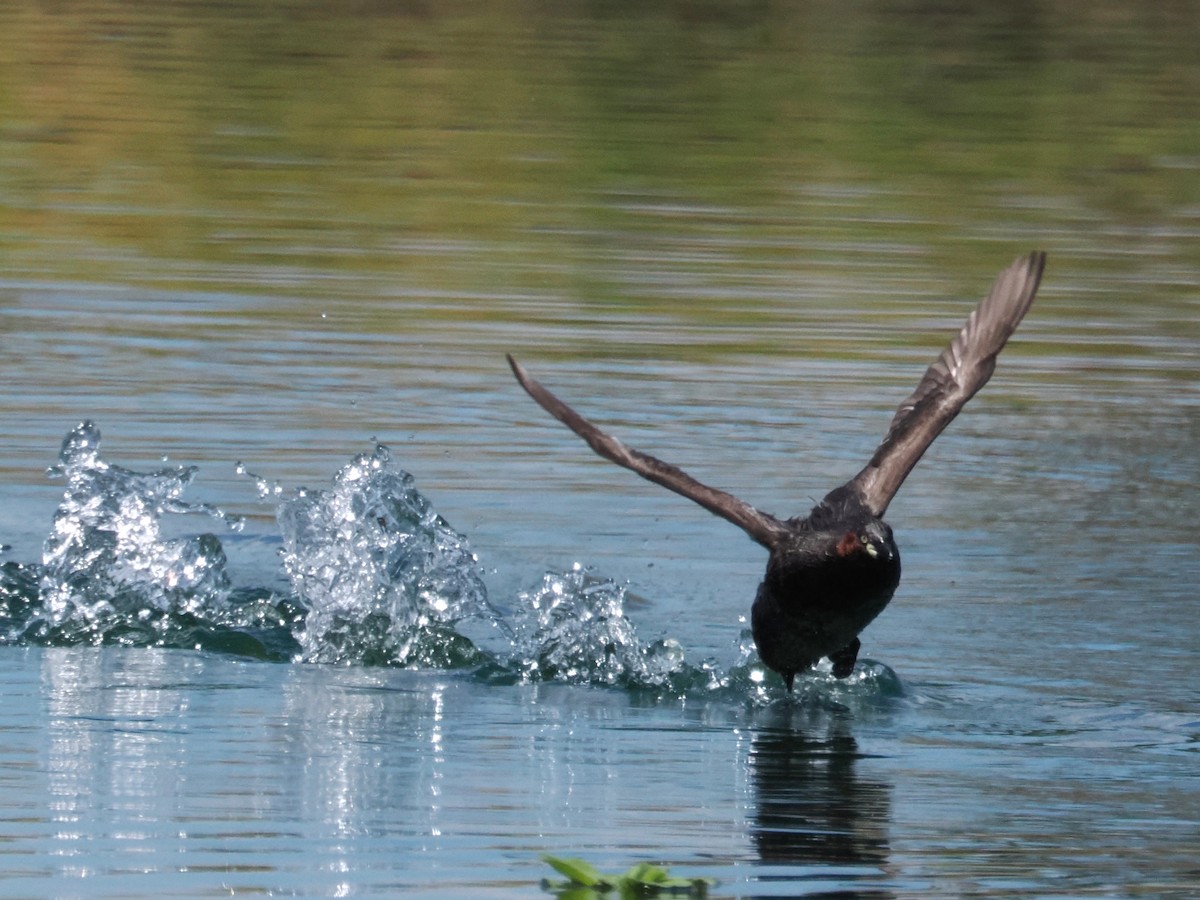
[860,534,870,544]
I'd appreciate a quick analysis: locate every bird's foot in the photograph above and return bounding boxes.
[829,638,861,679]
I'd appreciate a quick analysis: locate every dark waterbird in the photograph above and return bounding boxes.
[508,252,1046,690]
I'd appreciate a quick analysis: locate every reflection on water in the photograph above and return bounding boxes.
[10,635,1200,897]
[747,710,892,899]
[2,0,1200,296]
[1,1,1199,897]
[40,651,294,888]
[35,648,461,894]
[751,728,889,869]
[278,668,449,844]
[28,649,762,895]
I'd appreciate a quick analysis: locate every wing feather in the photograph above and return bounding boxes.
[507,355,789,548]
[848,251,1046,516]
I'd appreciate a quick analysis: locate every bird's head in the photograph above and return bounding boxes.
[835,519,897,562]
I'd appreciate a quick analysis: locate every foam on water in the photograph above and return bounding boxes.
[0,423,900,702]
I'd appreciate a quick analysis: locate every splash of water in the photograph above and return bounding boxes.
[32,421,242,644]
[508,563,689,688]
[271,442,497,667]
[710,625,904,707]
[2,423,902,702]
[249,445,688,683]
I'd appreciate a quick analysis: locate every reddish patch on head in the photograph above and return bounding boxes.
[835,531,859,557]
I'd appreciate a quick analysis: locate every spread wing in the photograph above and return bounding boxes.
[507,355,789,549]
[847,251,1046,517]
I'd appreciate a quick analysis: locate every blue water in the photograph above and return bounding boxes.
[0,297,1196,896]
[2,4,1199,895]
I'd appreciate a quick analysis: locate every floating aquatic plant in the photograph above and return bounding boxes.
[540,854,714,898]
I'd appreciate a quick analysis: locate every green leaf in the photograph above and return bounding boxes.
[542,854,715,898]
[544,886,604,900]
[623,862,670,885]
[542,854,604,888]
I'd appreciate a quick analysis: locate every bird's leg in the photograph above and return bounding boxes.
[829,638,861,678]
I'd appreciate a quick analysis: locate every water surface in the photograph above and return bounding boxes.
[1,2,1198,897]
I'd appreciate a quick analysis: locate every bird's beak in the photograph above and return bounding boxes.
[865,538,895,561]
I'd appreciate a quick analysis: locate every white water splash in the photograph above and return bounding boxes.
[38,421,240,636]
[272,442,495,666]
[509,563,687,687]
[12,424,898,700]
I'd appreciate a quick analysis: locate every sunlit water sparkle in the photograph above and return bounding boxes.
[1,4,1198,894]
[9,421,830,701]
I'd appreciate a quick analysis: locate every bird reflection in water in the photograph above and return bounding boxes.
[748,711,893,899]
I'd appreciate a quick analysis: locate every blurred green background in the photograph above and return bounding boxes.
[3,0,1198,304]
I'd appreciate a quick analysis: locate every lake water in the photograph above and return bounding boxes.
[1,3,1198,897]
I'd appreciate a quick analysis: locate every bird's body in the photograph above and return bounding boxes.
[508,252,1046,689]
[753,492,900,689]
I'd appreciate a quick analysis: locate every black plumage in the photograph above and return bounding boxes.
[508,252,1046,689]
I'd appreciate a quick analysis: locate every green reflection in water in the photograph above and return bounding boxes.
[0,1,1197,332]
